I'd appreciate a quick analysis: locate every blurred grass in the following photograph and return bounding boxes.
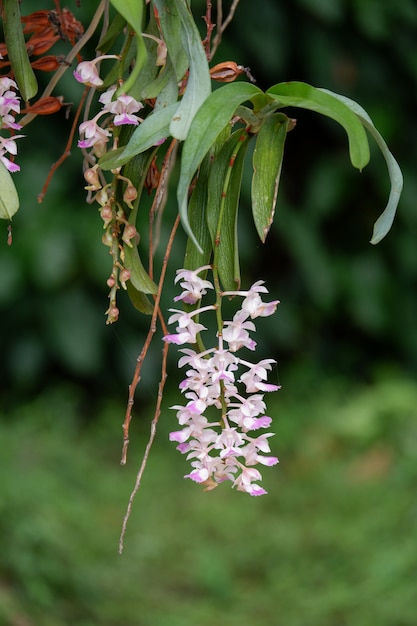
[1,371,416,626]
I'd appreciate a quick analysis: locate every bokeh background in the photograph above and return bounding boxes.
[1,1,416,624]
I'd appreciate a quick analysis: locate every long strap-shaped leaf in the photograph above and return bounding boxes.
[99,103,178,171]
[266,82,370,171]
[152,0,188,82]
[183,125,232,272]
[177,82,262,248]
[166,0,211,140]
[110,0,146,96]
[252,113,289,242]
[207,129,250,290]
[3,0,37,101]
[319,89,403,244]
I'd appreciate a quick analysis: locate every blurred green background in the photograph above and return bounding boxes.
[1,0,416,624]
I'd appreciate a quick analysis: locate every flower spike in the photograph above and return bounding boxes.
[164,267,280,495]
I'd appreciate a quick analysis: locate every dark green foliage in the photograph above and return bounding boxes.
[1,0,414,397]
[221,0,417,377]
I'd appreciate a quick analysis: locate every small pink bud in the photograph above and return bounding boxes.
[156,41,167,66]
[84,166,101,190]
[123,184,138,208]
[119,268,131,285]
[100,205,113,227]
[73,55,120,87]
[122,224,138,246]
[106,305,119,323]
[102,230,113,247]
[96,188,110,206]
[74,61,103,87]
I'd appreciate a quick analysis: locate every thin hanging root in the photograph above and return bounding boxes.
[119,214,180,554]
[119,142,184,470]
[119,310,169,555]
[148,138,178,278]
[119,213,181,467]
[202,1,215,59]
[211,0,241,59]
[37,87,88,203]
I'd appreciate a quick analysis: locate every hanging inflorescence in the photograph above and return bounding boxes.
[74,55,149,323]
[163,266,280,495]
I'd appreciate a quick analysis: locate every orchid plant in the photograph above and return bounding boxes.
[0,0,403,549]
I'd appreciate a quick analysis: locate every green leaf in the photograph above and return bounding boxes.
[96,12,126,52]
[266,82,370,171]
[319,89,403,244]
[0,162,19,220]
[3,0,38,101]
[99,104,177,170]
[110,0,146,95]
[123,37,147,96]
[141,57,178,102]
[183,125,232,271]
[123,243,158,294]
[153,0,209,139]
[97,146,125,171]
[207,130,250,290]
[101,42,136,91]
[177,82,262,247]
[141,7,179,104]
[109,0,143,34]
[126,282,154,315]
[140,59,178,101]
[252,113,289,242]
[167,0,211,140]
[183,153,213,271]
[127,15,162,101]
[112,142,158,296]
[152,0,189,81]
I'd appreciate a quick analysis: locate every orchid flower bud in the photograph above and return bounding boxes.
[95,187,110,206]
[102,229,113,247]
[156,40,167,66]
[106,305,120,324]
[73,55,119,87]
[123,183,138,208]
[122,224,138,247]
[99,205,113,228]
[84,165,101,191]
[119,268,131,289]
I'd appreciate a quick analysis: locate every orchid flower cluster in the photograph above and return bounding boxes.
[73,56,147,323]
[0,76,24,173]
[163,266,281,496]
[74,55,144,158]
